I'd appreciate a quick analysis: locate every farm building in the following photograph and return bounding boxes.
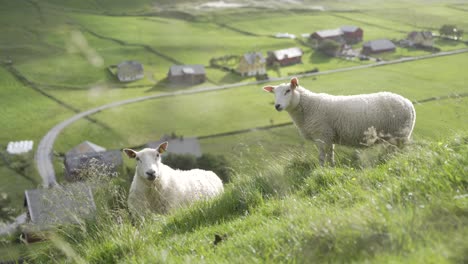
[237,52,266,77]
[309,29,344,48]
[267,47,303,67]
[64,141,122,182]
[168,65,206,85]
[362,39,396,55]
[22,183,96,242]
[310,26,363,47]
[147,136,202,158]
[116,61,144,82]
[341,25,363,44]
[407,31,433,48]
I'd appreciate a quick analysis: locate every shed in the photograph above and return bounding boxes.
[116,61,144,82]
[167,65,206,85]
[237,52,266,77]
[340,25,363,44]
[147,136,202,158]
[23,183,96,241]
[362,39,396,55]
[267,47,303,67]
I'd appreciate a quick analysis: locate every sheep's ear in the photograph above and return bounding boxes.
[263,86,274,93]
[290,77,299,89]
[157,142,168,154]
[123,148,137,159]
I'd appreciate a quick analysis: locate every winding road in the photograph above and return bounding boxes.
[35,48,468,186]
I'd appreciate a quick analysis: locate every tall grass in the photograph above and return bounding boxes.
[26,135,467,263]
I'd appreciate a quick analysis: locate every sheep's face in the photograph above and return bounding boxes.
[124,142,168,182]
[263,77,299,112]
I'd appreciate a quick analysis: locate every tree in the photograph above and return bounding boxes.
[318,39,342,56]
[272,61,281,77]
[439,24,464,40]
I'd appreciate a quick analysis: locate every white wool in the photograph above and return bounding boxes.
[125,146,223,216]
[265,78,416,165]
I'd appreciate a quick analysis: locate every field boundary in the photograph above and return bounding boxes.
[1,63,112,130]
[78,24,184,65]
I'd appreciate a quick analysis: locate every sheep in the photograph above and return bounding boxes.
[123,141,224,216]
[263,77,416,166]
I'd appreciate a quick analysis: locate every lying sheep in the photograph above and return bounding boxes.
[124,142,224,216]
[263,77,416,166]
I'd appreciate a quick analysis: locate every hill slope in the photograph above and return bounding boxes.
[26,135,467,263]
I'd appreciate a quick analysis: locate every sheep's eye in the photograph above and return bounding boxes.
[156,154,160,158]
[284,89,291,95]
[136,157,141,162]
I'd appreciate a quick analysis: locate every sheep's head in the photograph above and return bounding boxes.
[123,142,168,182]
[263,77,299,111]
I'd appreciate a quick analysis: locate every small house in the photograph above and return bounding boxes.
[147,136,202,158]
[267,47,303,67]
[341,25,363,44]
[310,29,344,48]
[237,52,266,77]
[407,31,433,48]
[23,183,96,242]
[167,65,206,86]
[64,141,123,182]
[362,39,396,55]
[116,61,144,82]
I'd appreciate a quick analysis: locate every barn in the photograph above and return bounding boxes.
[167,65,206,85]
[116,61,144,82]
[341,25,363,44]
[362,39,396,55]
[267,47,303,66]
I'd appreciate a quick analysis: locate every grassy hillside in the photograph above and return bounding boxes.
[16,134,467,263]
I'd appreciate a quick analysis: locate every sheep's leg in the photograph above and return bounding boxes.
[316,142,326,166]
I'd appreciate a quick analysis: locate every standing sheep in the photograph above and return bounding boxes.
[124,142,224,216]
[263,77,416,166]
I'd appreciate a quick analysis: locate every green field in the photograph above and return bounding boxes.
[0,0,467,262]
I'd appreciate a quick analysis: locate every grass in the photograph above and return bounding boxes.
[0,1,467,260]
[20,133,468,263]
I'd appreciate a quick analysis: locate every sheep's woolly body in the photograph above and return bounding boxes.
[288,87,416,147]
[126,147,223,215]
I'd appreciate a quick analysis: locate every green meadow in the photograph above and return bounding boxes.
[0,0,467,262]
